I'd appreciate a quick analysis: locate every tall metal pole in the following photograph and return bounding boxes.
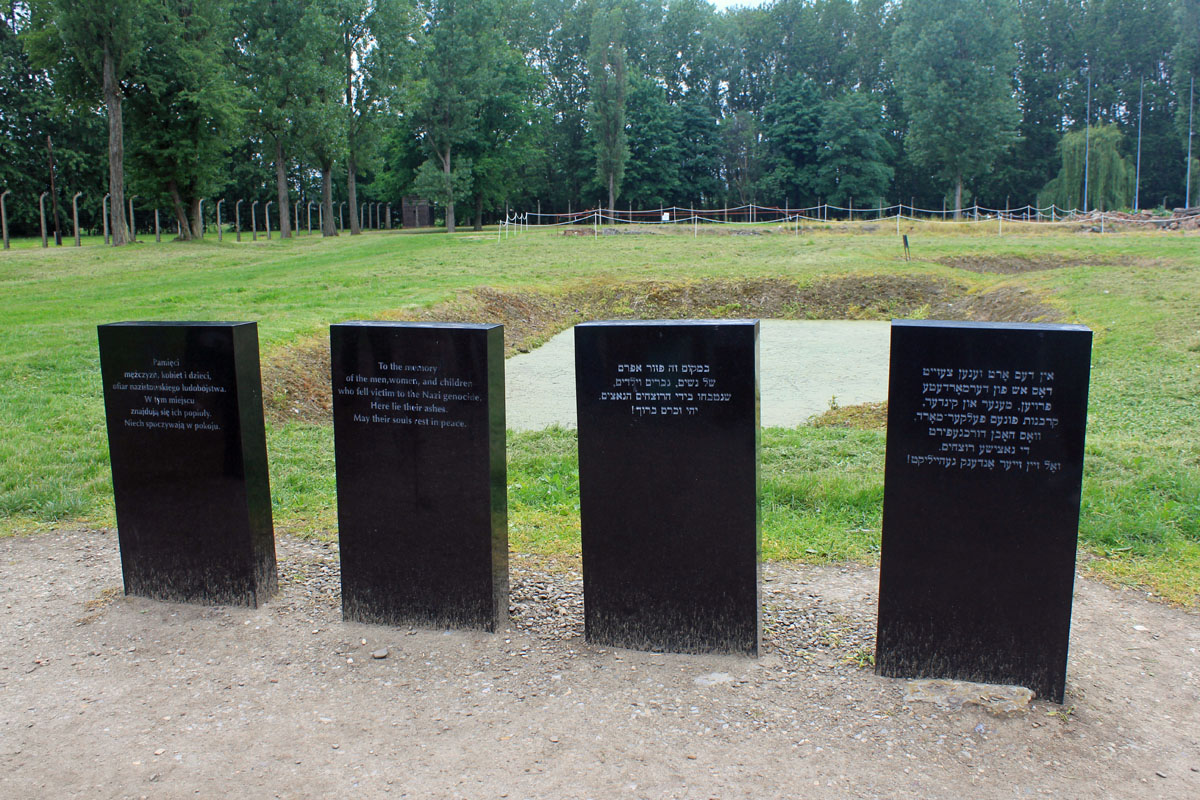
[1135,77,1144,211]
[198,198,205,237]
[1187,76,1195,209]
[154,208,160,242]
[265,200,273,239]
[39,192,48,247]
[251,200,259,240]
[339,202,345,232]
[386,203,392,229]
[235,199,243,241]
[128,196,136,242]
[217,199,224,242]
[0,189,10,250]
[103,193,110,244]
[307,202,312,234]
[1083,76,1091,213]
[72,192,82,246]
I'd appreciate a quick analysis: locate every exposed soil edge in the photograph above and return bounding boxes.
[261,275,1063,426]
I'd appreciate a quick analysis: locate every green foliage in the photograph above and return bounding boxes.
[587,1,630,212]
[814,91,895,207]
[1038,124,1136,211]
[891,0,1020,209]
[760,75,823,206]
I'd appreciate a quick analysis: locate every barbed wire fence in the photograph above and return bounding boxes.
[498,201,1199,239]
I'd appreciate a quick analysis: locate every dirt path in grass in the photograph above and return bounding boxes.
[2,528,1198,799]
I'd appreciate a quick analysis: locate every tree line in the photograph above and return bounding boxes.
[2,0,1198,241]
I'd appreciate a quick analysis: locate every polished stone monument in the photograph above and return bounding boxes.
[575,320,760,654]
[875,320,1093,702]
[97,322,277,606]
[331,322,507,630]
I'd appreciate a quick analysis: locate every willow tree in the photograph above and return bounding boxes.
[1038,124,1135,212]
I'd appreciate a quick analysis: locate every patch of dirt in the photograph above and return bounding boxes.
[2,527,1197,798]
[262,275,1063,425]
[936,254,1147,274]
[811,401,888,430]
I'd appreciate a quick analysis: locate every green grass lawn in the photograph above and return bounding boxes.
[2,223,1197,603]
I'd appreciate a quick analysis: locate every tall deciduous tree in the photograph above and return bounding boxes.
[28,0,147,245]
[409,0,506,233]
[892,0,1020,217]
[235,0,328,239]
[127,0,243,240]
[588,2,629,217]
[814,91,895,207]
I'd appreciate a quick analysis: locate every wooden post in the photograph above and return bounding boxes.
[39,192,48,248]
[103,193,110,244]
[72,192,82,246]
[155,208,160,242]
[0,189,10,250]
[339,202,345,233]
[307,202,313,235]
[128,196,136,242]
[217,199,224,242]
[265,201,273,239]
[236,199,243,241]
[199,198,205,237]
[252,200,259,241]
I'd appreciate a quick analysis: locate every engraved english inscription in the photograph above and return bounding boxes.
[337,360,482,430]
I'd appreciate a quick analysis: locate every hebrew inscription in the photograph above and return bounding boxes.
[904,366,1062,474]
[599,361,733,418]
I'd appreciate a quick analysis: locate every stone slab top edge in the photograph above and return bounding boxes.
[98,321,257,328]
[331,321,502,330]
[892,319,1092,333]
[576,319,761,328]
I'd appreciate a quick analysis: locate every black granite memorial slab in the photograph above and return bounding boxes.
[875,320,1093,702]
[575,320,760,655]
[97,322,276,606]
[331,322,507,630]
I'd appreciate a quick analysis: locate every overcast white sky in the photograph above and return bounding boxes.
[708,0,768,10]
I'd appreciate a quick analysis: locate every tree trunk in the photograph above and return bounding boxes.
[103,44,130,246]
[167,180,193,240]
[608,173,615,224]
[474,192,483,231]
[348,152,360,235]
[188,195,203,239]
[954,174,963,221]
[441,147,455,233]
[274,137,291,238]
[321,162,337,236]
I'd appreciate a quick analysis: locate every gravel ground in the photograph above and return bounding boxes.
[504,321,891,431]
[2,528,1198,799]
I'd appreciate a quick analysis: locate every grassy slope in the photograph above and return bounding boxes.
[1,225,1197,602]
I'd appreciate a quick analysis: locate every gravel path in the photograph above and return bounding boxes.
[505,321,891,430]
[2,528,1198,798]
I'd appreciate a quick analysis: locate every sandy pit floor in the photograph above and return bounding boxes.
[504,320,891,431]
[2,528,1198,799]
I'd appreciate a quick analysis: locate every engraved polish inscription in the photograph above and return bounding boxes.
[107,357,227,433]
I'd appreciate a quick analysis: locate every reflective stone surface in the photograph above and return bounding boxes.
[575,320,760,655]
[97,322,276,606]
[876,320,1093,702]
[331,322,507,630]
